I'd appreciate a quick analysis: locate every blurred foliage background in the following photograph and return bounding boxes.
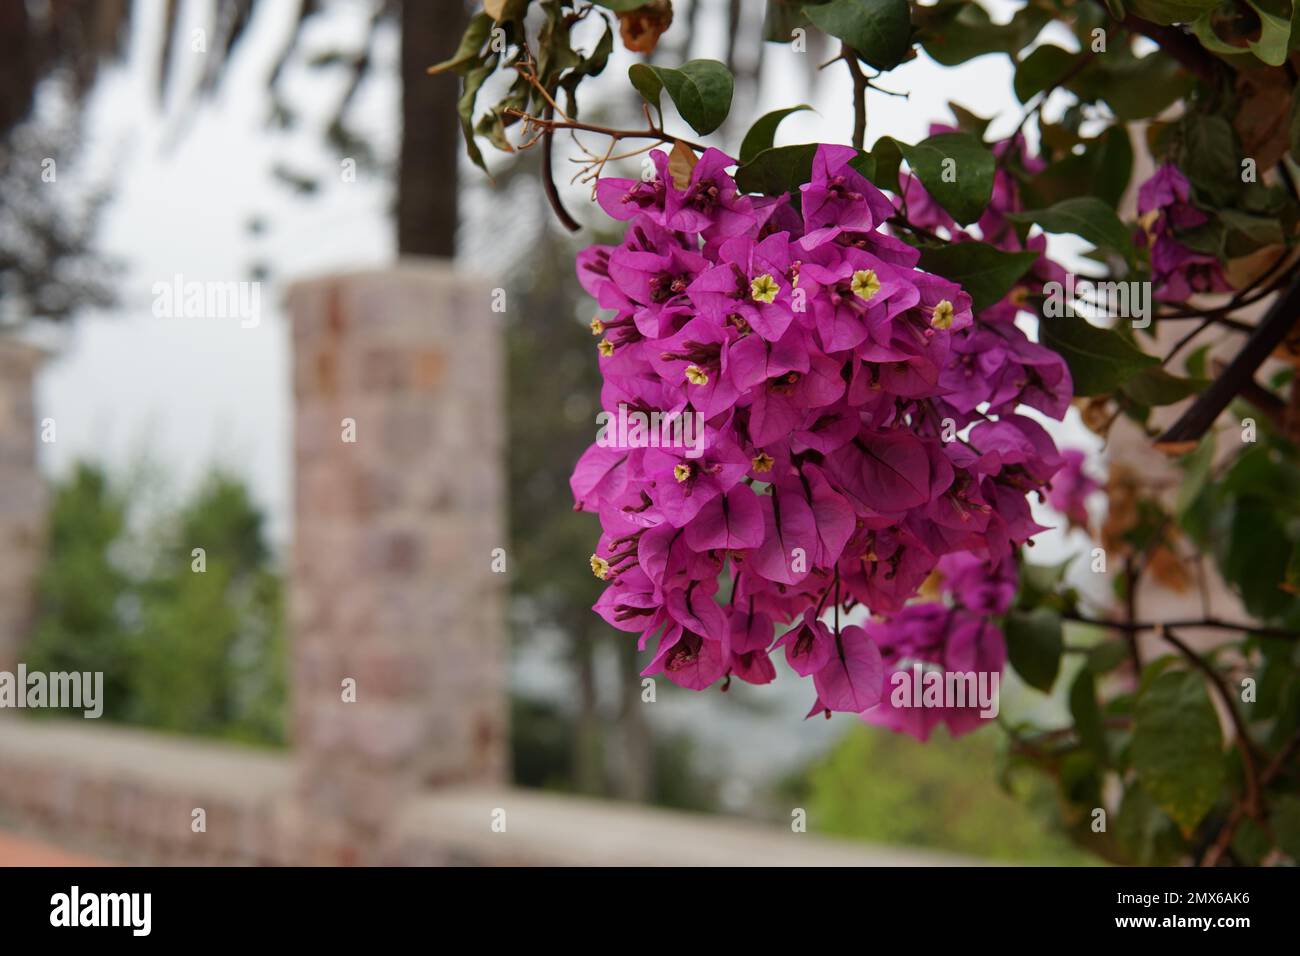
[25,463,286,746]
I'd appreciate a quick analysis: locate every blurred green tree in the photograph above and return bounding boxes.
[781,725,1094,865]
[26,464,134,710]
[25,463,285,746]
[129,475,285,744]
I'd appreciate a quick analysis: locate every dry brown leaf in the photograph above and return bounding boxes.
[1225,244,1290,290]
[1077,396,1113,437]
[1147,543,1191,593]
[1273,316,1300,368]
[619,1,674,54]
[1233,66,1293,170]
[668,139,697,190]
[1101,462,1141,556]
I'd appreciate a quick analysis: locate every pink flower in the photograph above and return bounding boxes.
[1045,448,1099,532]
[572,142,1067,710]
[1136,163,1232,301]
[860,605,1005,741]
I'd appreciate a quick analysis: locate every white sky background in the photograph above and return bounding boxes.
[36,0,1099,558]
[35,0,400,543]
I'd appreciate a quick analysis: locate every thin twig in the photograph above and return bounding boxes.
[540,104,581,233]
[505,109,705,153]
[1156,272,1300,452]
[1202,729,1300,866]
[1063,613,1300,640]
[842,45,868,151]
[1161,626,1261,820]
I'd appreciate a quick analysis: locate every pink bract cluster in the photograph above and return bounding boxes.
[569,142,1072,735]
[1136,163,1233,301]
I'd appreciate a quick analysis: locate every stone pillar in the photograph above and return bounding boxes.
[286,261,508,859]
[0,339,45,674]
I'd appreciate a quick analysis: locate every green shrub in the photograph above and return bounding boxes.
[25,462,286,746]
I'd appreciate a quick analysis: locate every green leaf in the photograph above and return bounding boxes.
[1218,207,1285,246]
[1004,608,1064,693]
[1192,1,1292,66]
[1175,433,1215,521]
[1122,367,1208,406]
[1092,126,1134,207]
[1184,343,1210,379]
[1088,640,1130,674]
[865,135,904,194]
[803,0,912,70]
[898,132,995,224]
[628,59,735,136]
[1023,126,1133,208]
[734,144,874,196]
[483,0,531,23]
[1067,46,1193,121]
[1179,113,1241,207]
[1132,669,1224,834]
[1013,44,1076,103]
[537,1,581,81]
[916,245,1038,312]
[1126,0,1220,24]
[739,105,814,165]
[764,0,818,42]
[1115,783,1184,865]
[428,13,493,75]
[1038,310,1159,396]
[1274,794,1300,857]
[948,103,994,138]
[559,16,614,118]
[457,55,499,173]
[1070,667,1109,765]
[1223,497,1298,619]
[913,0,1049,67]
[735,144,817,195]
[1017,558,1071,609]
[1006,197,1134,261]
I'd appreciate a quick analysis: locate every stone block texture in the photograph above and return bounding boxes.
[0,339,45,674]
[285,261,508,849]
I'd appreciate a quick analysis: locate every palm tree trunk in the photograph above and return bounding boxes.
[398,0,467,257]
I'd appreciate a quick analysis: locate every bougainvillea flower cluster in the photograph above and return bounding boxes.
[570,142,1072,735]
[1136,163,1232,301]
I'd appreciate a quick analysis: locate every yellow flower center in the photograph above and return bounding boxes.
[597,338,615,357]
[674,463,692,483]
[590,316,604,336]
[684,365,709,385]
[751,452,775,473]
[590,554,610,580]
[750,273,779,303]
[1138,208,1161,238]
[851,269,881,302]
[931,299,955,330]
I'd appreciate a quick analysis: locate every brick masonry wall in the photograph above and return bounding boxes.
[0,719,978,866]
[0,720,298,866]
